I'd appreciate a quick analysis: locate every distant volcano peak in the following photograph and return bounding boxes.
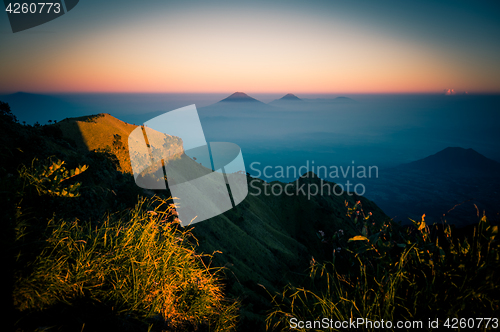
[397,147,500,175]
[280,93,302,101]
[220,92,260,102]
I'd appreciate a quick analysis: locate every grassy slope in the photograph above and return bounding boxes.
[56,114,137,173]
[56,113,183,174]
[191,176,387,328]
[39,113,390,329]
[2,108,243,331]
[4,106,498,331]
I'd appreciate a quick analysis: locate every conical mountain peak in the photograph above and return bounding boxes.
[280,93,302,101]
[220,92,260,102]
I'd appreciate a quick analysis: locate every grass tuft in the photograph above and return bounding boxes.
[266,202,499,331]
[13,195,238,331]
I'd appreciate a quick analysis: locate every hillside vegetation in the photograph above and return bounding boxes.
[28,109,391,327]
[1,103,237,331]
[2,101,498,331]
[55,113,183,173]
[267,204,499,331]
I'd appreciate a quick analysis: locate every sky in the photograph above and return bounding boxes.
[1,0,500,94]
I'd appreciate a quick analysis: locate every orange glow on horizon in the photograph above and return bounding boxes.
[1,4,499,95]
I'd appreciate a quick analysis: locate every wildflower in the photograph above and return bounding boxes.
[310,256,316,266]
[318,230,325,237]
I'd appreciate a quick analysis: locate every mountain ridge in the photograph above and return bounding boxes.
[279,93,302,101]
[199,92,276,116]
[55,113,184,174]
[269,93,304,106]
[0,108,389,329]
[219,92,262,103]
[363,146,500,226]
[394,147,500,176]
[1,91,85,125]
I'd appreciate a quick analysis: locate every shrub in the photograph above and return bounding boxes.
[17,158,88,198]
[0,101,18,123]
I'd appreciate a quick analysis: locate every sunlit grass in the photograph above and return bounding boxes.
[13,192,238,331]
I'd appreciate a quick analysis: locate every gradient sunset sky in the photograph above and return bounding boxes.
[1,0,499,94]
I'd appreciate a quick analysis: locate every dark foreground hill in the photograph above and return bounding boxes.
[192,172,386,328]
[1,105,387,331]
[2,102,499,331]
[55,113,387,329]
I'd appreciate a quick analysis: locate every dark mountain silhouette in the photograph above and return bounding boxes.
[0,106,388,330]
[1,92,85,125]
[362,147,500,226]
[219,92,262,103]
[269,93,305,108]
[199,92,275,117]
[279,93,302,101]
[395,147,500,176]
